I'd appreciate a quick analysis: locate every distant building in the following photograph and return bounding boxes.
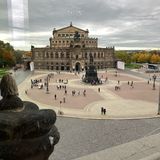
[31,23,115,71]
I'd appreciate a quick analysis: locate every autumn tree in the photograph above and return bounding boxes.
[131,53,139,62]
[150,54,160,64]
[137,53,148,63]
[115,51,131,64]
[24,51,32,57]
[0,40,15,67]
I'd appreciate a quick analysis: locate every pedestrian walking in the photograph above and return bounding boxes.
[131,81,133,85]
[105,77,108,82]
[63,97,65,103]
[101,107,104,115]
[103,108,106,115]
[64,89,67,95]
[54,94,57,100]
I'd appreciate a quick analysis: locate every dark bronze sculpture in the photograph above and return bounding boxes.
[83,53,101,84]
[89,52,94,64]
[0,74,60,160]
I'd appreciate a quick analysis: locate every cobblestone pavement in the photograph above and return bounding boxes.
[50,117,160,160]
[20,69,160,118]
[15,69,160,160]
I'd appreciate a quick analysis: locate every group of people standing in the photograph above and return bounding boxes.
[128,81,134,88]
[101,107,106,115]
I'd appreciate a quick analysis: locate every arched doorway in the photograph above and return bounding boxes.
[61,63,65,70]
[75,62,81,71]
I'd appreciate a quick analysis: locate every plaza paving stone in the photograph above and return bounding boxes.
[19,69,160,119]
[16,69,160,160]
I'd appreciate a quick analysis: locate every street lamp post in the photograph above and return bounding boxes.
[152,74,157,90]
[59,101,62,115]
[46,75,49,94]
[158,82,160,115]
[115,70,117,77]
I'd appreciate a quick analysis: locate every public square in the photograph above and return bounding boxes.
[18,69,160,119]
[13,69,160,160]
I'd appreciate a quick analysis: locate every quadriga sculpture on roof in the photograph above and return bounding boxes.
[0,74,60,160]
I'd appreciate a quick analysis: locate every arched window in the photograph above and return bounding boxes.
[98,52,100,58]
[66,62,70,71]
[101,52,103,58]
[76,55,78,59]
[66,53,70,58]
[50,52,53,58]
[46,52,49,58]
[61,52,64,58]
[85,53,87,58]
[55,52,58,58]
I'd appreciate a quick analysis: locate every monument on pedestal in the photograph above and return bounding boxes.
[0,74,60,160]
[83,53,100,84]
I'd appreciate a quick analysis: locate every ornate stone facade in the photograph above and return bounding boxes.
[31,23,115,71]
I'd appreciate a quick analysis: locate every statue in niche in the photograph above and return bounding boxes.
[0,74,60,160]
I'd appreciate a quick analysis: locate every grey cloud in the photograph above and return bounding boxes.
[0,0,9,31]
[1,0,160,49]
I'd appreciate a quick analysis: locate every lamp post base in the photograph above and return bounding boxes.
[46,89,49,94]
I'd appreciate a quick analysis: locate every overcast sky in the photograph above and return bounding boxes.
[0,0,160,50]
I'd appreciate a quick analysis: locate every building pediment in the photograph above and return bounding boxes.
[56,25,88,34]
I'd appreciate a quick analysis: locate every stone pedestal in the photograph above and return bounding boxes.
[83,53,101,84]
[0,101,60,160]
[83,65,100,84]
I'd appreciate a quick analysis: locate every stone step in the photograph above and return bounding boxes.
[139,152,160,160]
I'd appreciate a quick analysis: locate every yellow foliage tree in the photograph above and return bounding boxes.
[24,51,32,57]
[131,53,139,62]
[137,53,146,63]
[150,54,159,63]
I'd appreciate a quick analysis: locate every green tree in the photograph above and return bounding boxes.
[115,51,131,64]
[14,50,24,64]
